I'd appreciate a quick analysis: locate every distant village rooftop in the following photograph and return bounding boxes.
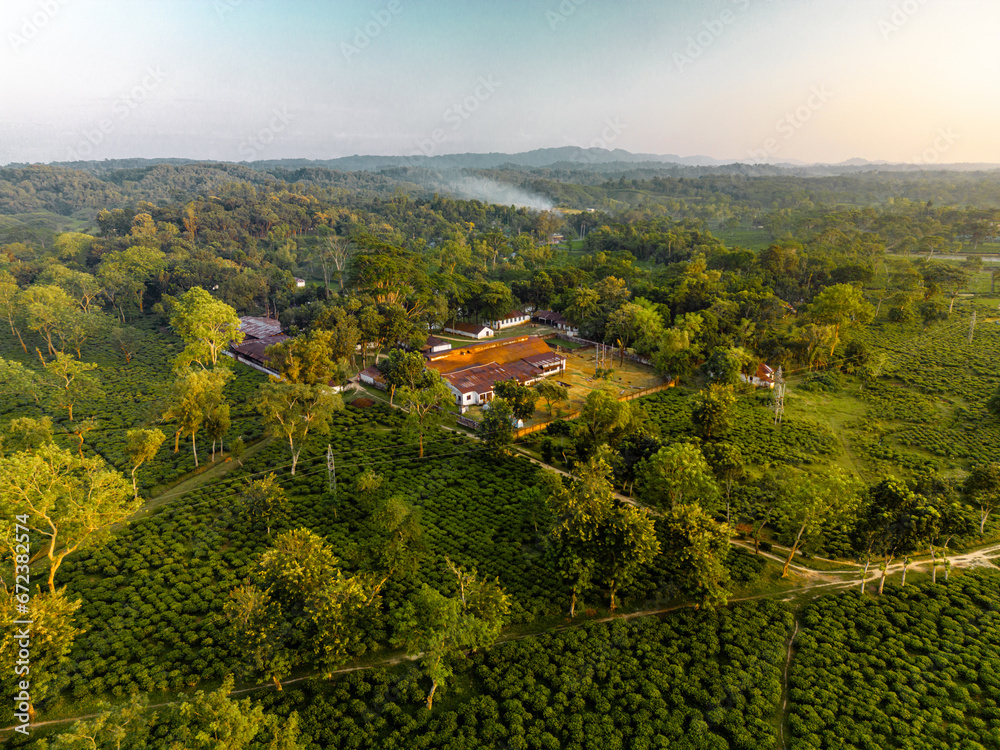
[239,316,284,340]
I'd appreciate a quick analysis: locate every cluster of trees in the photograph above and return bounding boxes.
[225,467,506,710]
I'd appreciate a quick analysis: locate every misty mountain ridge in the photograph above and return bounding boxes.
[30,147,1000,176]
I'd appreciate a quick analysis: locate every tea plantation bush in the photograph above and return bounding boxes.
[47,405,568,705]
[789,570,1000,749]
[641,389,839,467]
[254,600,793,750]
[0,318,265,493]
[856,320,1000,469]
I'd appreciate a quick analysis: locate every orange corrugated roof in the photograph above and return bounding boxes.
[426,336,555,374]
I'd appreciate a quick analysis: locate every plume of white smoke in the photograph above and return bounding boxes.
[446,175,554,211]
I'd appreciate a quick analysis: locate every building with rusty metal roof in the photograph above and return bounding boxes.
[426,335,566,412]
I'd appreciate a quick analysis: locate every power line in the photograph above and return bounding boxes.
[146,437,478,507]
[136,444,490,519]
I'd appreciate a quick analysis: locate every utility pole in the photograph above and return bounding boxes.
[327,444,337,518]
[968,310,977,344]
[327,444,336,494]
[773,366,786,425]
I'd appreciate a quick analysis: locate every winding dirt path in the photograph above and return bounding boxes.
[778,618,800,750]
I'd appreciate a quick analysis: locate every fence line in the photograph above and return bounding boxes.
[512,379,675,439]
[554,333,654,366]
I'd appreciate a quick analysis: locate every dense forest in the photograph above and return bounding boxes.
[0,160,998,747]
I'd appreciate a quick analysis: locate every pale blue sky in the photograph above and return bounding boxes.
[3,0,999,165]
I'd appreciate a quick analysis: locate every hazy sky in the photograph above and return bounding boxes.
[3,0,999,165]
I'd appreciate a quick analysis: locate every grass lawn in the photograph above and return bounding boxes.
[459,344,665,429]
[781,385,870,479]
[711,226,773,251]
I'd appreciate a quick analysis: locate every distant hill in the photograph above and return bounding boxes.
[19,148,1000,177]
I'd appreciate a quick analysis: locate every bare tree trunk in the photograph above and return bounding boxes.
[901,557,909,587]
[291,445,300,475]
[426,680,438,711]
[781,525,807,578]
[929,546,937,584]
[569,589,576,618]
[192,431,198,467]
[878,556,891,594]
[860,558,871,594]
[980,508,989,535]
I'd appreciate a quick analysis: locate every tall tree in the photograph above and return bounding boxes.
[41,352,101,422]
[703,442,745,524]
[393,564,510,710]
[807,283,876,356]
[480,397,516,456]
[0,589,82,721]
[598,501,660,611]
[110,326,143,365]
[358,483,424,596]
[661,503,732,608]
[170,286,245,369]
[123,428,166,499]
[691,384,737,440]
[855,478,927,594]
[169,676,306,749]
[653,325,701,383]
[637,443,720,512]
[577,389,637,454]
[23,284,75,356]
[776,470,861,578]
[493,379,539,422]
[255,382,343,474]
[0,271,27,352]
[5,416,54,453]
[536,380,569,416]
[203,399,231,461]
[0,359,41,410]
[704,346,753,386]
[963,462,1000,535]
[0,444,138,591]
[265,329,342,386]
[240,473,289,536]
[97,245,166,318]
[606,301,663,365]
[377,348,427,406]
[397,372,453,457]
[545,456,616,617]
[161,368,231,467]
